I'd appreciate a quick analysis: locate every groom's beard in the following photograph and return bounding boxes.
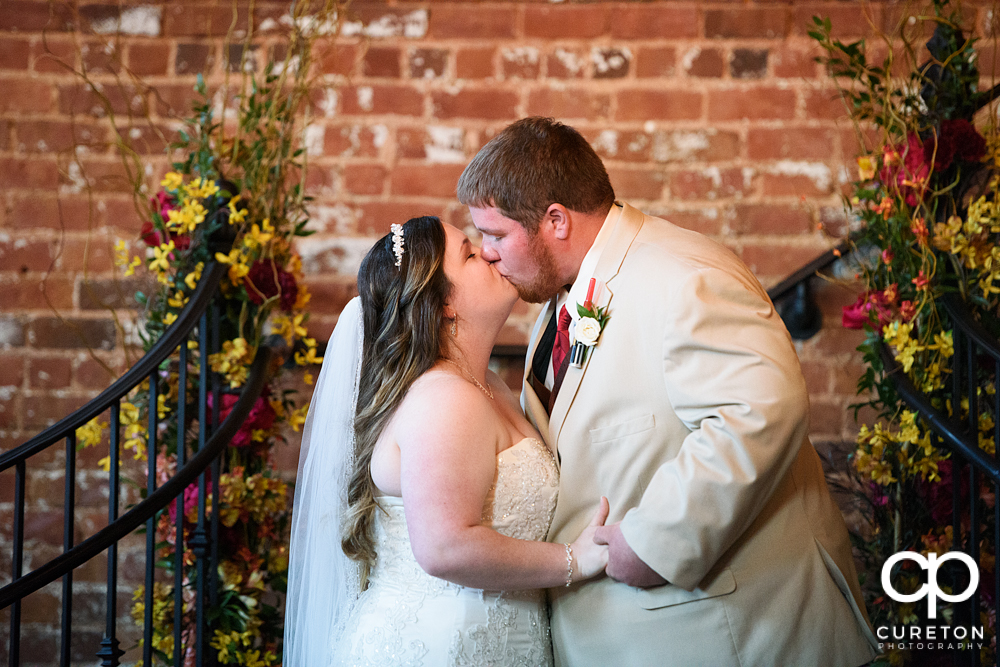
[511,240,561,304]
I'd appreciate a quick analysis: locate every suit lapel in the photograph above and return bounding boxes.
[522,299,555,451]
[548,203,645,450]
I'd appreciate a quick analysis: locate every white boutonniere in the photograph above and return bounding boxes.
[569,296,610,368]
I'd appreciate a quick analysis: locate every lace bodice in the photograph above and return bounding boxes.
[336,437,559,666]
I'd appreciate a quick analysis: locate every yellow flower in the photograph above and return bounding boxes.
[303,371,314,385]
[184,177,219,200]
[77,416,107,448]
[124,255,142,277]
[160,172,183,191]
[242,221,273,252]
[870,460,897,486]
[157,393,171,420]
[933,331,954,358]
[163,312,178,326]
[168,291,186,309]
[209,338,253,388]
[294,338,323,366]
[121,401,140,426]
[857,156,876,180]
[215,249,251,282]
[227,195,247,225]
[293,283,312,310]
[150,240,176,273]
[289,405,309,432]
[113,239,130,267]
[185,262,204,290]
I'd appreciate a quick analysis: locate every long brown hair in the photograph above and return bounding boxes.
[341,216,451,584]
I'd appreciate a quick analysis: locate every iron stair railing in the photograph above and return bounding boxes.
[880,293,1000,667]
[0,239,279,666]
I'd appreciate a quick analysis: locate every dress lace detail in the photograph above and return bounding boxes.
[337,438,558,667]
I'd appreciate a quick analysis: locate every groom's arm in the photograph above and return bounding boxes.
[616,265,809,591]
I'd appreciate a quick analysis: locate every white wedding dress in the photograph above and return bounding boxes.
[334,437,559,667]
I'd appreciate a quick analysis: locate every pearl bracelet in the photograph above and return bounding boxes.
[564,543,574,587]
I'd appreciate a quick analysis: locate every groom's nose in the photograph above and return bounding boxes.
[479,241,500,263]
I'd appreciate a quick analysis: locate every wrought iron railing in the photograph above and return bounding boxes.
[882,293,1000,667]
[0,250,278,666]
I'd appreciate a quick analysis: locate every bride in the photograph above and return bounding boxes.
[284,216,610,666]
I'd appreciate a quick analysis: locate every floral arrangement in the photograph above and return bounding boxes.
[72,2,341,661]
[812,1,1000,664]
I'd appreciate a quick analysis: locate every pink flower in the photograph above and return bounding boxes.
[842,288,896,330]
[151,190,176,218]
[207,388,277,448]
[881,248,894,264]
[168,478,212,524]
[912,270,930,291]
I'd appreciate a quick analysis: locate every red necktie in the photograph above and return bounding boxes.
[552,305,572,375]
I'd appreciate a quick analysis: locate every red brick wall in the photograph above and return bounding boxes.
[1,0,995,655]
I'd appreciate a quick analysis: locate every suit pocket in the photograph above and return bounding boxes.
[588,413,655,445]
[635,568,737,610]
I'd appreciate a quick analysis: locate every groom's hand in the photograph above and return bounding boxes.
[593,522,667,588]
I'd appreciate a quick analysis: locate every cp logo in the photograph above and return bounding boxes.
[882,551,979,619]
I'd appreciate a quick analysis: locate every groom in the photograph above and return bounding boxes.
[458,117,878,666]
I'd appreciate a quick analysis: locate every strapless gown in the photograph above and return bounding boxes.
[335,437,559,666]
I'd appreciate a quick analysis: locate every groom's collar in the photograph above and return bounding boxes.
[593,201,643,285]
[563,202,622,317]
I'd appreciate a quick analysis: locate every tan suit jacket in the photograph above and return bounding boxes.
[524,204,878,666]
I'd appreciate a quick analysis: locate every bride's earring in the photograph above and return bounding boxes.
[450,316,458,337]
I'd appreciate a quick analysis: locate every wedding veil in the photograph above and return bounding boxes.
[284,296,364,666]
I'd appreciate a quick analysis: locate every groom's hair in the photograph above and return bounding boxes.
[457,117,615,234]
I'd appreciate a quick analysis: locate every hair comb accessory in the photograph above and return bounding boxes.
[391,224,405,268]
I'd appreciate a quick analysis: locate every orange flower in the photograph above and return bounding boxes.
[873,197,894,220]
[912,270,930,290]
[911,217,929,245]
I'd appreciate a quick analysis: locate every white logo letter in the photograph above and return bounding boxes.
[882,551,979,619]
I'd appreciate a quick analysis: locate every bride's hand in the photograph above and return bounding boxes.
[570,496,610,582]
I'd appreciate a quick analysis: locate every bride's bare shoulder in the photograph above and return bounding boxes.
[394,367,497,446]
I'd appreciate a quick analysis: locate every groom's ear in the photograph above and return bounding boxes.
[544,203,571,241]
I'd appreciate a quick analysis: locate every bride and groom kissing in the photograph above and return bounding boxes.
[284,117,879,666]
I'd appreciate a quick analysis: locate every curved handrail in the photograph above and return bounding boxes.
[941,292,1000,362]
[879,344,1000,486]
[767,239,852,304]
[0,260,228,472]
[0,343,277,608]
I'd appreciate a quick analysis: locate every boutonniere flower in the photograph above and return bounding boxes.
[569,279,610,368]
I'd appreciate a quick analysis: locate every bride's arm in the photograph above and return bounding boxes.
[395,373,608,590]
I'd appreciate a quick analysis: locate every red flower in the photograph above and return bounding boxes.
[140,191,193,249]
[140,220,191,250]
[244,260,298,311]
[924,119,986,170]
[912,270,930,291]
